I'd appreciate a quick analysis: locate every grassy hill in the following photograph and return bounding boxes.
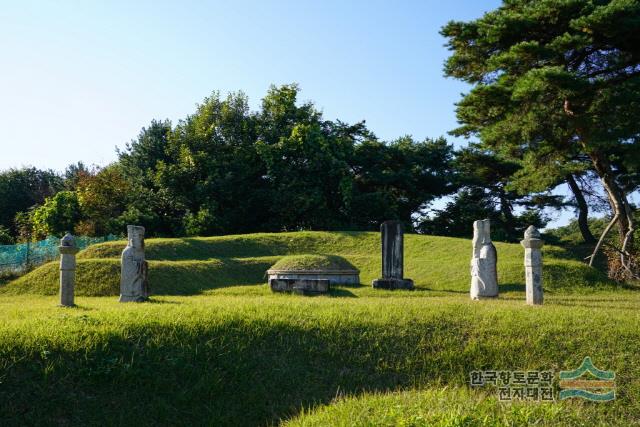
[0,231,637,426]
[0,293,638,425]
[0,231,619,296]
[283,387,620,426]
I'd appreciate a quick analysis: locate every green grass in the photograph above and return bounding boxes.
[0,293,638,426]
[0,231,637,426]
[269,254,358,271]
[1,231,622,296]
[283,387,618,426]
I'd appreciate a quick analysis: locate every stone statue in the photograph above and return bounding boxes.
[521,225,543,305]
[119,225,149,302]
[470,219,498,299]
[59,233,79,307]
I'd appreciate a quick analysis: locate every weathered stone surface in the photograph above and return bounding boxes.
[382,221,403,279]
[372,278,414,290]
[470,219,498,299]
[119,225,149,303]
[372,220,414,290]
[269,278,330,294]
[58,233,79,307]
[267,270,359,285]
[521,225,543,305]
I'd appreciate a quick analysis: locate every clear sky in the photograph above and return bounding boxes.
[3,0,588,226]
[1,0,503,170]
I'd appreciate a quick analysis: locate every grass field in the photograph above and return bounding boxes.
[0,232,638,426]
[0,231,622,296]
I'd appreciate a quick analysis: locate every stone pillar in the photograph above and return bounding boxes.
[470,219,498,299]
[372,220,414,290]
[58,233,79,307]
[119,225,150,302]
[521,225,543,305]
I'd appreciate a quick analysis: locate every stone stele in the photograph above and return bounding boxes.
[119,225,150,302]
[470,219,498,299]
[59,232,79,307]
[372,220,414,290]
[521,225,544,305]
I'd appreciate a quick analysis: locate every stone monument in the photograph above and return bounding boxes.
[470,219,498,299]
[59,233,79,307]
[119,225,149,302]
[372,220,414,290]
[521,225,543,305]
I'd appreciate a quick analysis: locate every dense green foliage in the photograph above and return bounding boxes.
[441,0,640,267]
[0,80,604,246]
[0,168,62,239]
[113,85,456,236]
[0,226,13,245]
[418,144,562,242]
[30,191,81,239]
[2,231,617,297]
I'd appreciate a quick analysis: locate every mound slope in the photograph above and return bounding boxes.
[282,387,612,426]
[269,254,358,271]
[1,231,615,295]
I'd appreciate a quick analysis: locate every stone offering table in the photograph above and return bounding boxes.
[269,278,330,295]
[267,254,359,295]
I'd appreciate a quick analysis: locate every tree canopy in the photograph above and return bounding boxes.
[112,84,458,236]
[441,0,640,276]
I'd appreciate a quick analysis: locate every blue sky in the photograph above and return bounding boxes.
[1,0,502,170]
[3,0,590,226]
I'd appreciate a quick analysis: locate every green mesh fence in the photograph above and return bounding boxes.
[0,235,119,275]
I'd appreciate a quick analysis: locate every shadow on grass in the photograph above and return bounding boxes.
[149,232,371,261]
[154,237,291,260]
[419,287,468,294]
[149,258,273,295]
[152,260,370,298]
[57,304,96,311]
[0,317,475,426]
[4,309,637,427]
[548,300,639,310]
[146,299,182,305]
[500,283,526,292]
[329,288,358,298]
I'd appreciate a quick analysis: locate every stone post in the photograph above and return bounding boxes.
[521,225,543,305]
[58,233,79,307]
[372,220,414,290]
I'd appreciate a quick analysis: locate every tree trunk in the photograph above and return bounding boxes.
[565,173,596,243]
[563,101,635,273]
[587,151,631,246]
[497,189,516,240]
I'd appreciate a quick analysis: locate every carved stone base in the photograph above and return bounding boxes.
[269,278,330,295]
[119,295,150,303]
[372,278,414,290]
